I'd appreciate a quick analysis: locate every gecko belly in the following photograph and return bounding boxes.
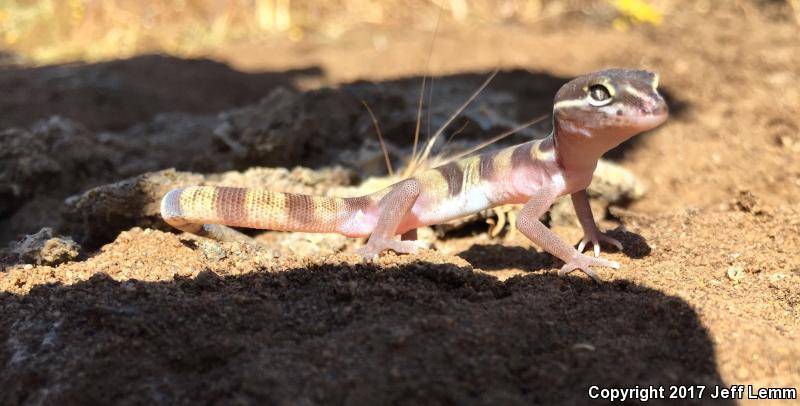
[411,185,494,226]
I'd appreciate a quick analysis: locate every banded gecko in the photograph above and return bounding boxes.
[161,69,668,281]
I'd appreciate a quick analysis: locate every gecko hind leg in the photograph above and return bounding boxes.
[171,220,262,245]
[356,179,424,261]
[196,224,261,244]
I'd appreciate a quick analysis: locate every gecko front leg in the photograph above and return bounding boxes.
[571,190,623,257]
[516,186,618,282]
[355,179,426,261]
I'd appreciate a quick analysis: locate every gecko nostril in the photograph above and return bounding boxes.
[640,99,663,114]
[650,101,666,114]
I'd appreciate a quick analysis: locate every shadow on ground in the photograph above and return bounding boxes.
[457,229,651,273]
[458,244,556,272]
[0,261,726,405]
[0,54,324,131]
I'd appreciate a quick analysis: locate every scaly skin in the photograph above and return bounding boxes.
[161,68,668,281]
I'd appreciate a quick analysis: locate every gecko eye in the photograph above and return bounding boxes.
[588,84,612,106]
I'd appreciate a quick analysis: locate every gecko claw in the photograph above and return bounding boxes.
[558,253,619,282]
[577,232,623,257]
[354,245,380,262]
[355,238,427,261]
[356,251,379,263]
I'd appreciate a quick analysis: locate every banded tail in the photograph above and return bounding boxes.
[160,186,378,237]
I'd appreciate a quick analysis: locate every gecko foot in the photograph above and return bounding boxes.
[355,238,428,261]
[577,231,623,257]
[558,253,619,282]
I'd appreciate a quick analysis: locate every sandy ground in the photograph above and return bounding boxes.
[1,3,799,405]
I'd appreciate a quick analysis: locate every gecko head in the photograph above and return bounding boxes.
[553,68,668,146]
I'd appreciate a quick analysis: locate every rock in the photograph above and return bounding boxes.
[588,159,646,203]
[730,189,765,214]
[108,112,228,175]
[214,87,366,169]
[62,169,203,248]
[0,116,116,217]
[0,128,61,215]
[0,196,66,244]
[199,240,228,262]
[9,227,80,266]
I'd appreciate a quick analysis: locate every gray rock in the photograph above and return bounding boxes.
[0,117,116,217]
[214,87,366,169]
[588,159,646,203]
[10,228,80,266]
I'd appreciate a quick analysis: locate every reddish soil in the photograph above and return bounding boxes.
[1,3,798,405]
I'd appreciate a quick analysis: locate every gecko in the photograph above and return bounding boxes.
[161,69,668,281]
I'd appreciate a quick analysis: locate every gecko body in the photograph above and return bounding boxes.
[161,69,668,280]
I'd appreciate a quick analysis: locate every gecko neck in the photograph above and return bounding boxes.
[551,118,605,192]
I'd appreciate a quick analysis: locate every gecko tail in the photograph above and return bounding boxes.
[160,186,376,237]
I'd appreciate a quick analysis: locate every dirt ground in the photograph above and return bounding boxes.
[1,3,799,405]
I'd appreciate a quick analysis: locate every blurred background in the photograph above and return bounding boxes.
[1,0,795,65]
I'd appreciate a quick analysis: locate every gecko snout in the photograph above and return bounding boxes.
[642,98,664,114]
[634,96,669,130]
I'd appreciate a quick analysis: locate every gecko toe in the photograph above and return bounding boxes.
[355,246,380,262]
[558,253,619,282]
[356,237,426,260]
[386,239,423,254]
[578,232,624,256]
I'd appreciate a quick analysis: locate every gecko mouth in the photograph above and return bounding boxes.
[635,107,669,130]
